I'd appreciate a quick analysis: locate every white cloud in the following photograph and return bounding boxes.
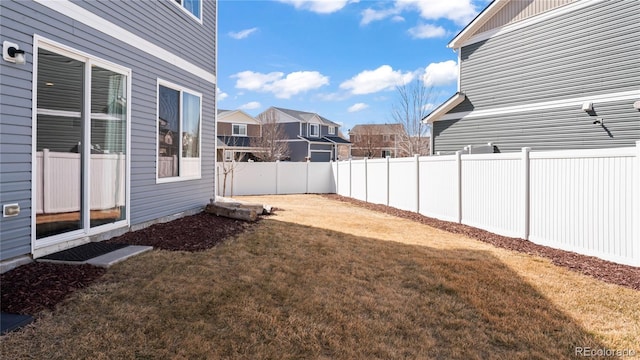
[408,24,446,39]
[278,0,356,14]
[229,27,258,40]
[360,7,399,25]
[340,65,415,95]
[232,70,329,99]
[422,60,458,87]
[361,0,478,26]
[217,87,228,101]
[348,103,369,112]
[396,0,478,25]
[240,101,261,110]
[423,103,437,112]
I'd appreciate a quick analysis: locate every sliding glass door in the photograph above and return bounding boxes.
[35,42,129,244]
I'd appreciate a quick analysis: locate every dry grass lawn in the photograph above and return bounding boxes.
[1,194,638,359]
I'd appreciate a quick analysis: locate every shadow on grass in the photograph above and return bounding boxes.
[206,219,609,359]
[0,219,612,360]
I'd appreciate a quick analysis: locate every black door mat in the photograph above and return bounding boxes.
[1,312,34,335]
[40,242,129,262]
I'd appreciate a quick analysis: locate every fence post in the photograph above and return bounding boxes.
[334,160,339,195]
[275,160,280,195]
[456,150,462,223]
[306,159,310,194]
[415,154,420,213]
[386,156,390,206]
[522,147,531,240]
[634,141,640,266]
[349,158,352,198]
[42,148,49,213]
[364,157,368,202]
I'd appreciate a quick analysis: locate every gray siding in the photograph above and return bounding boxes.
[288,142,308,162]
[433,100,640,154]
[434,0,640,154]
[460,0,638,108]
[0,0,216,261]
[282,122,301,139]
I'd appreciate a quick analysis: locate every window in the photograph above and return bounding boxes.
[224,150,233,162]
[174,0,202,21]
[382,150,392,158]
[309,124,319,137]
[158,81,202,181]
[34,37,130,242]
[328,126,336,135]
[232,124,247,136]
[383,134,391,142]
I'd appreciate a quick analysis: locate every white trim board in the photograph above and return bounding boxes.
[33,0,216,84]
[436,90,640,121]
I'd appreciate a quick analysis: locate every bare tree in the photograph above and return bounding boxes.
[350,125,388,158]
[251,110,290,162]
[391,79,432,156]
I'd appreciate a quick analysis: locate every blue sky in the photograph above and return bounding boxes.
[217,0,488,133]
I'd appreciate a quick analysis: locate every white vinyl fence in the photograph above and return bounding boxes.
[36,150,126,214]
[216,142,640,266]
[216,161,335,196]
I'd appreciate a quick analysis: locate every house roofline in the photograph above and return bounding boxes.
[422,92,466,124]
[448,0,505,49]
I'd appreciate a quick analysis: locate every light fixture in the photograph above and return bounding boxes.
[634,100,640,110]
[3,41,26,65]
[581,102,593,112]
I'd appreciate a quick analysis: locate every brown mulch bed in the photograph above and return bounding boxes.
[1,213,253,316]
[322,194,640,291]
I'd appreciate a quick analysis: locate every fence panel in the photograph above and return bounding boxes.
[388,157,418,212]
[277,162,307,194]
[366,158,388,205]
[350,160,367,201]
[336,161,351,197]
[308,162,334,194]
[218,162,277,196]
[461,153,524,238]
[529,148,637,265]
[418,155,458,222]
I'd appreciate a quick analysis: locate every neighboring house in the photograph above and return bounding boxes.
[257,107,351,162]
[0,0,216,270]
[424,0,640,154]
[349,124,430,158]
[349,124,406,158]
[217,109,263,162]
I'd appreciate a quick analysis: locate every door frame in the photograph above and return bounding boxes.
[30,35,132,254]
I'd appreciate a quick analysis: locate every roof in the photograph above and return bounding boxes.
[217,109,260,125]
[448,0,503,49]
[422,92,466,124]
[349,123,405,135]
[448,0,577,49]
[217,136,253,148]
[298,136,351,144]
[323,136,351,144]
[271,107,340,126]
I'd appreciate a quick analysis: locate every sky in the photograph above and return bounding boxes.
[217,0,489,133]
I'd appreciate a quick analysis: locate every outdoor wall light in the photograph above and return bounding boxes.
[634,100,640,111]
[3,41,26,65]
[581,102,593,112]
